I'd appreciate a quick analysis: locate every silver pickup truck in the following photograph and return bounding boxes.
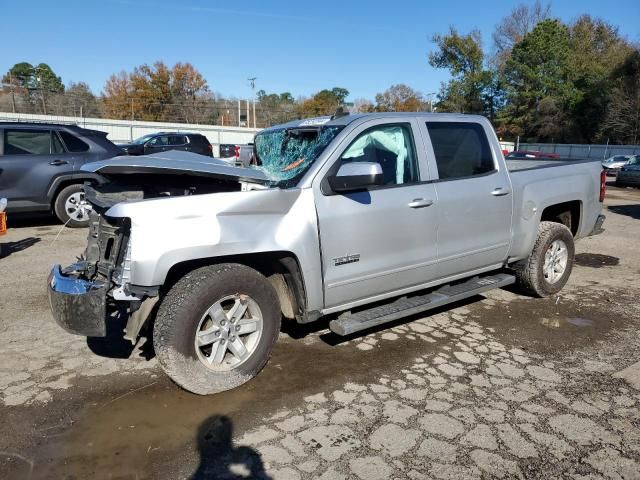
[48,112,606,395]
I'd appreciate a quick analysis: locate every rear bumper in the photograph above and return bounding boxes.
[47,264,108,337]
[616,174,640,186]
[589,214,606,236]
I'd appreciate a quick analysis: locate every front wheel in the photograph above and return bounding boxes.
[53,184,92,227]
[153,263,281,395]
[513,221,575,297]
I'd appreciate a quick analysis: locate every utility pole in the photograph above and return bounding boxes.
[36,75,47,115]
[8,74,16,113]
[248,77,257,128]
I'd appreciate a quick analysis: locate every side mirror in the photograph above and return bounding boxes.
[328,162,384,193]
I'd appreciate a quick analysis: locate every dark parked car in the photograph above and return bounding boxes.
[506,150,561,159]
[615,155,640,187]
[118,132,213,157]
[0,122,123,227]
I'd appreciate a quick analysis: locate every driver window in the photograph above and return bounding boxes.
[149,136,168,146]
[339,123,419,185]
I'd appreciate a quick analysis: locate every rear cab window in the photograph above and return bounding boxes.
[426,122,495,180]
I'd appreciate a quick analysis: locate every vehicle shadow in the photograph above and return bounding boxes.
[0,237,41,258]
[7,212,62,228]
[190,415,270,480]
[608,204,640,220]
[86,308,155,360]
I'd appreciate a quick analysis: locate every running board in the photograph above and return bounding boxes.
[329,273,515,336]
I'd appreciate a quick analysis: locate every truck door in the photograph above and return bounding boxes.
[421,120,512,277]
[314,119,439,309]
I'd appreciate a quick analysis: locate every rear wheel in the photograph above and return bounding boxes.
[53,184,92,227]
[513,221,575,297]
[153,263,281,395]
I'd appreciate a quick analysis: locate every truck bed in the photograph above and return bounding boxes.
[506,158,598,172]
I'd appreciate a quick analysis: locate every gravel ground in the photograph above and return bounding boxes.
[1,185,639,479]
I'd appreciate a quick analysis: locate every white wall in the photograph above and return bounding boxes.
[0,112,261,156]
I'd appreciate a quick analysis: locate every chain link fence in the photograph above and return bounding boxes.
[0,89,299,129]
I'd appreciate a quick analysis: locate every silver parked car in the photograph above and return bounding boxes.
[615,155,640,187]
[602,155,631,175]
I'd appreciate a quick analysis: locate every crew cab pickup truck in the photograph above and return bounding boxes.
[48,113,606,395]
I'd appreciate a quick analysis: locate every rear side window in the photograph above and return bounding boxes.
[4,129,52,155]
[168,135,188,145]
[59,131,90,152]
[426,122,495,180]
[190,135,208,146]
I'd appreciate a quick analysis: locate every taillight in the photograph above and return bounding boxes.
[599,169,606,202]
[234,145,240,158]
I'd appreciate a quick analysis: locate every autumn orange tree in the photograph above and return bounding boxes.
[102,61,211,122]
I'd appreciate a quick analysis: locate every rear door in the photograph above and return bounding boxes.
[420,120,513,277]
[167,134,189,152]
[0,128,72,209]
[314,118,440,309]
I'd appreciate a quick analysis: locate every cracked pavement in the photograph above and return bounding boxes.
[1,185,640,479]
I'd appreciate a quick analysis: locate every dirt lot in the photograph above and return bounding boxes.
[1,185,640,480]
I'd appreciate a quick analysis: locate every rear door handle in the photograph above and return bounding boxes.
[408,198,433,208]
[49,160,68,166]
[491,187,511,196]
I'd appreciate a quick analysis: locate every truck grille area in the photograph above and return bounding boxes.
[84,211,130,282]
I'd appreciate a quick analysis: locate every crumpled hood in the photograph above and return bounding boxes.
[82,150,270,183]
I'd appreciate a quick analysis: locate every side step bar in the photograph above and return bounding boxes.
[329,273,515,336]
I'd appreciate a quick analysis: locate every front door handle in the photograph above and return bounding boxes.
[491,187,511,196]
[49,160,68,166]
[408,198,434,208]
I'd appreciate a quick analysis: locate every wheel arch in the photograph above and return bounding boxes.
[163,251,308,321]
[47,174,106,209]
[540,200,582,237]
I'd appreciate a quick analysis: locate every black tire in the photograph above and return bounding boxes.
[153,263,281,395]
[53,184,91,227]
[513,221,575,298]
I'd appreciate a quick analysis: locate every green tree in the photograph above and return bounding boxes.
[2,62,63,114]
[257,90,297,125]
[501,19,577,141]
[492,0,551,70]
[600,49,640,144]
[428,27,497,117]
[297,87,350,117]
[567,15,634,142]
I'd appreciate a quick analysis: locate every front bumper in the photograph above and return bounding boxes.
[589,214,606,236]
[48,264,108,337]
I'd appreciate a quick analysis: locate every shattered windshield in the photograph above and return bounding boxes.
[253,126,343,187]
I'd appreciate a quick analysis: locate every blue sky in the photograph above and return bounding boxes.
[2,0,639,101]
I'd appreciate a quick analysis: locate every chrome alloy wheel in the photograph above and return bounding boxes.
[543,239,568,284]
[65,192,92,222]
[194,294,263,371]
